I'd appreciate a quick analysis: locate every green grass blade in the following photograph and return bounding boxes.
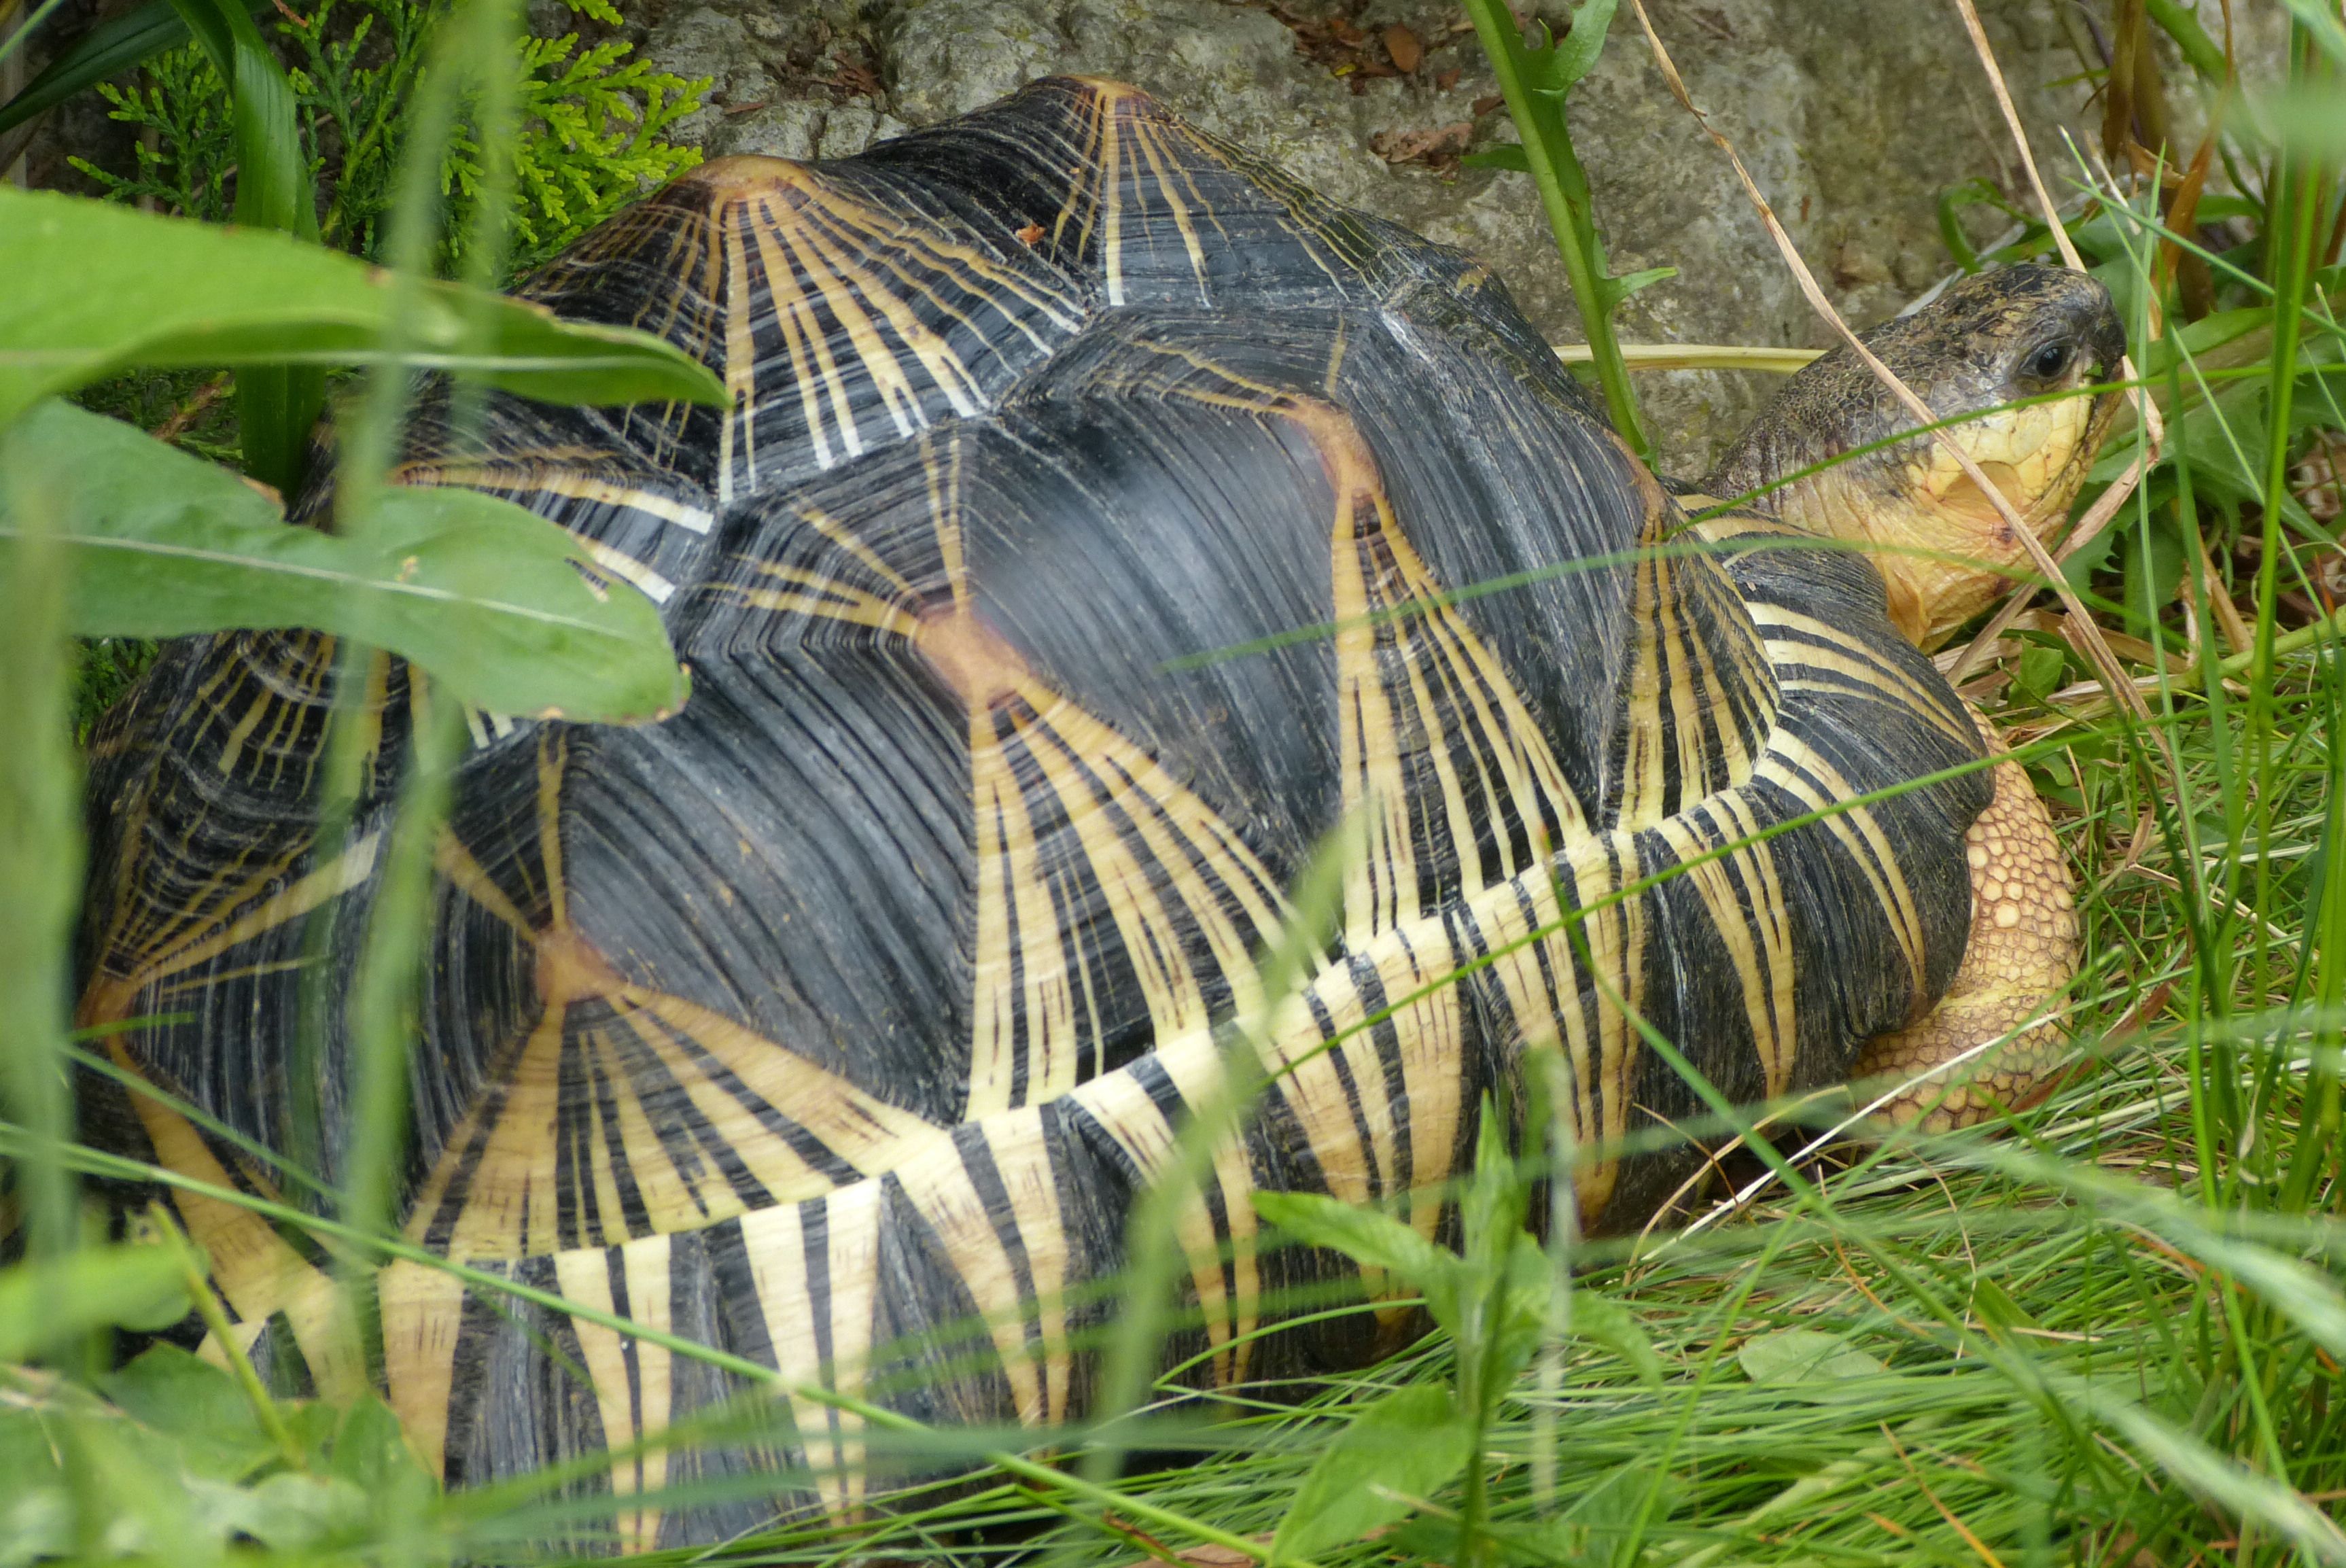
[160,0,325,495]
[0,0,268,137]
[0,427,81,1264]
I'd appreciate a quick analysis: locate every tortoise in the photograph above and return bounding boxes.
[75,76,2120,1547]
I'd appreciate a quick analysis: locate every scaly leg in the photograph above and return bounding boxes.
[1851,712,2080,1130]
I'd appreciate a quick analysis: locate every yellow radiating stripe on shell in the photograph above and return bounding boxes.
[405,999,569,1257]
[396,461,716,535]
[380,1260,466,1478]
[725,566,922,633]
[777,186,988,423]
[579,540,676,606]
[976,1109,1076,1425]
[1742,603,1974,748]
[794,501,919,597]
[1296,398,1590,945]
[554,1238,675,1552]
[1129,115,1212,304]
[891,1138,1048,1423]
[89,832,378,1019]
[432,829,533,936]
[746,1192,879,1516]
[965,706,1082,1112]
[1754,736,1928,996]
[1651,797,1798,1098]
[1615,551,1671,829]
[107,1044,364,1403]
[1065,1038,1260,1386]
[406,958,943,1259]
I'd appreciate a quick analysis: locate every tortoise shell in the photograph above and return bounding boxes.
[78,77,1986,1544]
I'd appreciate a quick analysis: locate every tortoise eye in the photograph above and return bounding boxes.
[2021,340,2076,383]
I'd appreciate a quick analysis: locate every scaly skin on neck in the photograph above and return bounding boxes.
[1700,265,2128,651]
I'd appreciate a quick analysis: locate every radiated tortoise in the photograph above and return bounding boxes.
[75,75,2122,1548]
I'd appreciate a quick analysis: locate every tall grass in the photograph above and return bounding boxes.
[3,2,2343,1565]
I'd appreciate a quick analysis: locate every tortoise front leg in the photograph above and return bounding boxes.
[1850,711,2080,1130]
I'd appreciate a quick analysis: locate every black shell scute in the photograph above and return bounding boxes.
[75,77,1985,1550]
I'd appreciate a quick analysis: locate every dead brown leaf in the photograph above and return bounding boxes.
[1384,23,1422,71]
[814,48,883,100]
[1370,121,1471,168]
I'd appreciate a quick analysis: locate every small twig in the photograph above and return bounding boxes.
[1883,1421,2012,1568]
[1947,0,2085,273]
[149,372,234,446]
[1554,343,1821,374]
[1942,0,2168,686]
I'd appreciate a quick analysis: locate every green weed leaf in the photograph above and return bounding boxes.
[1598,265,1677,310]
[2016,640,2070,703]
[1520,0,1617,97]
[0,1351,410,1564]
[0,185,725,426]
[1562,1291,1664,1388]
[1461,143,1532,173]
[0,400,685,722]
[1736,1328,1889,1386]
[1252,1191,1453,1290]
[0,1245,190,1362]
[102,1348,280,1482]
[1271,1384,1471,1563]
[1461,1098,1526,1279]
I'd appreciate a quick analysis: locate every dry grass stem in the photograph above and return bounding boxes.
[1942,0,2168,686]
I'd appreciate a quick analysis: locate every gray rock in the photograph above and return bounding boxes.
[615,0,2273,470]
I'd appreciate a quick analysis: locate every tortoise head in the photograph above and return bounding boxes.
[1701,265,2127,650]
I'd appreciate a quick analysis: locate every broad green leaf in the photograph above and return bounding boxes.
[1253,1191,1454,1289]
[102,1348,277,1484]
[0,1245,190,1363]
[1736,1327,1889,1386]
[1562,1290,1664,1388]
[2121,505,2188,640]
[2015,640,2070,704]
[0,186,726,427]
[209,1471,370,1550]
[0,1355,390,1565]
[1,400,685,723]
[1461,143,1532,173]
[1486,1230,1556,1389]
[326,1395,440,1546]
[1271,1384,1471,1563]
